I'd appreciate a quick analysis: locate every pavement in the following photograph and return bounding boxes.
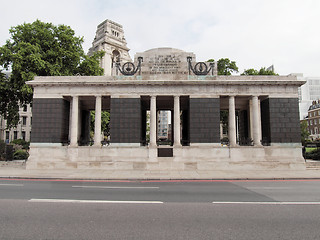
[0,160,319,180]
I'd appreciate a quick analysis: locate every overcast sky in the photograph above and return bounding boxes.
[1,0,319,76]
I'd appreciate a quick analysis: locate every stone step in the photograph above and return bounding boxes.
[27,159,306,171]
[306,161,320,170]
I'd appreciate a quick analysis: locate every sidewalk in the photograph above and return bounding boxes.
[0,160,319,180]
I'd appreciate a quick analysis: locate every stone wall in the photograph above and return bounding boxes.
[110,98,141,144]
[31,98,70,143]
[189,98,220,143]
[261,98,301,143]
[26,145,306,173]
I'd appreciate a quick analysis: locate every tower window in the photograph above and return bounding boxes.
[111,30,119,37]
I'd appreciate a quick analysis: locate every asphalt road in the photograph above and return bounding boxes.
[0,179,320,240]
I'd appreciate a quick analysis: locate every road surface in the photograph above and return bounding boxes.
[0,178,320,240]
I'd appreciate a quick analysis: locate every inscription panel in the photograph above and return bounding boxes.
[135,48,195,75]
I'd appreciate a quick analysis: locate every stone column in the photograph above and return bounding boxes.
[149,96,157,147]
[94,95,102,146]
[70,95,79,147]
[228,96,237,147]
[249,99,253,140]
[252,96,262,146]
[174,96,181,147]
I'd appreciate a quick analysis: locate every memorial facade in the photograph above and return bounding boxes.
[26,20,306,178]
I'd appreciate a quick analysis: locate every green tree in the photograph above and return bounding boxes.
[241,68,259,75]
[220,110,229,139]
[0,20,104,128]
[0,71,19,126]
[90,111,110,137]
[300,120,310,145]
[208,58,238,75]
[242,67,278,76]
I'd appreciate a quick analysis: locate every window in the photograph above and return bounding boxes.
[311,120,313,125]
[23,105,27,112]
[22,117,27,126]
[14,131,17,140]
[22,131,26,141]
[5,131,9,140]
[315,119,317,125]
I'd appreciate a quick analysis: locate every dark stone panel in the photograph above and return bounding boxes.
[31,98,70,143]
[189,98,220,143]
[110,98,141,143]
[239,110,249,145]
[261,99,271,145]
[182,109,190,146]
[141,109,147,145]
[158,148,173,157]
[80,110,90,146]
[262,98,300,143]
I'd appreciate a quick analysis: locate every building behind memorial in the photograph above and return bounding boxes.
[26,20,306,178]
[307,100,320,139]
[0,104,32,143]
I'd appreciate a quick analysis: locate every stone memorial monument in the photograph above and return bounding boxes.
[26,20,306,178]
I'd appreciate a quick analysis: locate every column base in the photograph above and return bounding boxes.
[173,143,182,148]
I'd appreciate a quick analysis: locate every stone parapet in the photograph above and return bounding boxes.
[27,146,306,173]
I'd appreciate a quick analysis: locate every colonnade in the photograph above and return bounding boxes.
[69,95,262,147]
[228,95,262,147]
[149,96,181,147]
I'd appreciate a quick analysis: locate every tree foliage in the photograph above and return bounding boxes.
[207,58,238,75]
[0,20,104,128]
[300,120,310,145]
[0,71,19,126]
[90,111,110,137]
[241,67,278,76]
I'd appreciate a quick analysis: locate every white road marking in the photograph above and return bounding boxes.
[72,186,159,189]
[212,201,320,205]
[29,199,163,204]
[0,183,24,187]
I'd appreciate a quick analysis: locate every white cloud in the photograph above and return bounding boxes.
[1,0,319,76]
